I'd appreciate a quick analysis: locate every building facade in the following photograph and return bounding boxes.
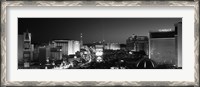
[52,40,80,55]
[104,43,120,50]
[38,47,47,64]
[50,46,62,60]
[22,31,32,67]
[126,34,149,55]
[149,32,176,65]
[37,45,62,64]
[126,34,137,51]
[149,22,182,67]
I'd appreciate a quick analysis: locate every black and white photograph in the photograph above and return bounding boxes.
[1,1,198,86]
[18,18,182,69]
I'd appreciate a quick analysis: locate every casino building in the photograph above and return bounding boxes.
[52,40,80,55]
[126,34,149,55]
[37,40,80,64]
[18,30,34,67]
[149,22,182,68]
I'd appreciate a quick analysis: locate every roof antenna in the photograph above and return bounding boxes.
[80,33,83,47]
[102,33,105,43]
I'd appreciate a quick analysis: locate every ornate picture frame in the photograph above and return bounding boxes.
[1,0,199,87]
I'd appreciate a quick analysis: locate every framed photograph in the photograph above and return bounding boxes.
[1,0,199,87]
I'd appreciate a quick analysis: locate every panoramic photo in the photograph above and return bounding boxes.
[18,18,182,69]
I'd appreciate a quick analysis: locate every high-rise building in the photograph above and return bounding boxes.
[38,46,47,64]
[50,46,62,60]
[52,40,80,55]
[126,34,136,51]
[149,30,176,65]
[37,44,62,64]
[23,30,32,67]
[18,30,34,67]
[126,34,149,55]
[149,22,182,67]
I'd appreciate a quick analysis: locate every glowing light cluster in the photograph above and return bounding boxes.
[96,56,103,62]
[96,51,103,56]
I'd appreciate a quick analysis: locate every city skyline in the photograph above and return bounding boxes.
[18,18,182,44]
[18,18,182,69]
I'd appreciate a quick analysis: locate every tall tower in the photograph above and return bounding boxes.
[23,29,31,67]
[80,33,83,48]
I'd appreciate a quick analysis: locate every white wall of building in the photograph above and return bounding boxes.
[68,40,80,55]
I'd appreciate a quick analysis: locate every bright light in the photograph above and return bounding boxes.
[96,56,103,62]
[158,29,172,32]
[75,42,79,44]
[96,51,103,56]
[46,58,49,62]
[84,51,88,54]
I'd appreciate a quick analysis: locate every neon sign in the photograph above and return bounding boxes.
[158,29,172,32]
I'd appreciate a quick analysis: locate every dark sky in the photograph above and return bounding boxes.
[18,18,181,44]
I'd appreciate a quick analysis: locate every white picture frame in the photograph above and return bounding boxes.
[1,1,199,87]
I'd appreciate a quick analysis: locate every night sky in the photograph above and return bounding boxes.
[18,18,181,44]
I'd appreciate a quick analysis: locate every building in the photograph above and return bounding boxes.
[52,40,80,55]
[30,44,34,61]
[120,44,126,50]
[126,34,136,51]
[37,44,62,64]
[22,31,32,67]
[68,40,80,55]
[135,36,149,54]
[149,30,176,65]
[18,35,24,64]
[149,22,182,67]
[38,47,47,64]
[104,43,120,50]
[46,45,51,59]
[18,31,34,67]
[126,34,149,55]
[32,46,40,62]
[36,39,80,63]
[50,46,62,60]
